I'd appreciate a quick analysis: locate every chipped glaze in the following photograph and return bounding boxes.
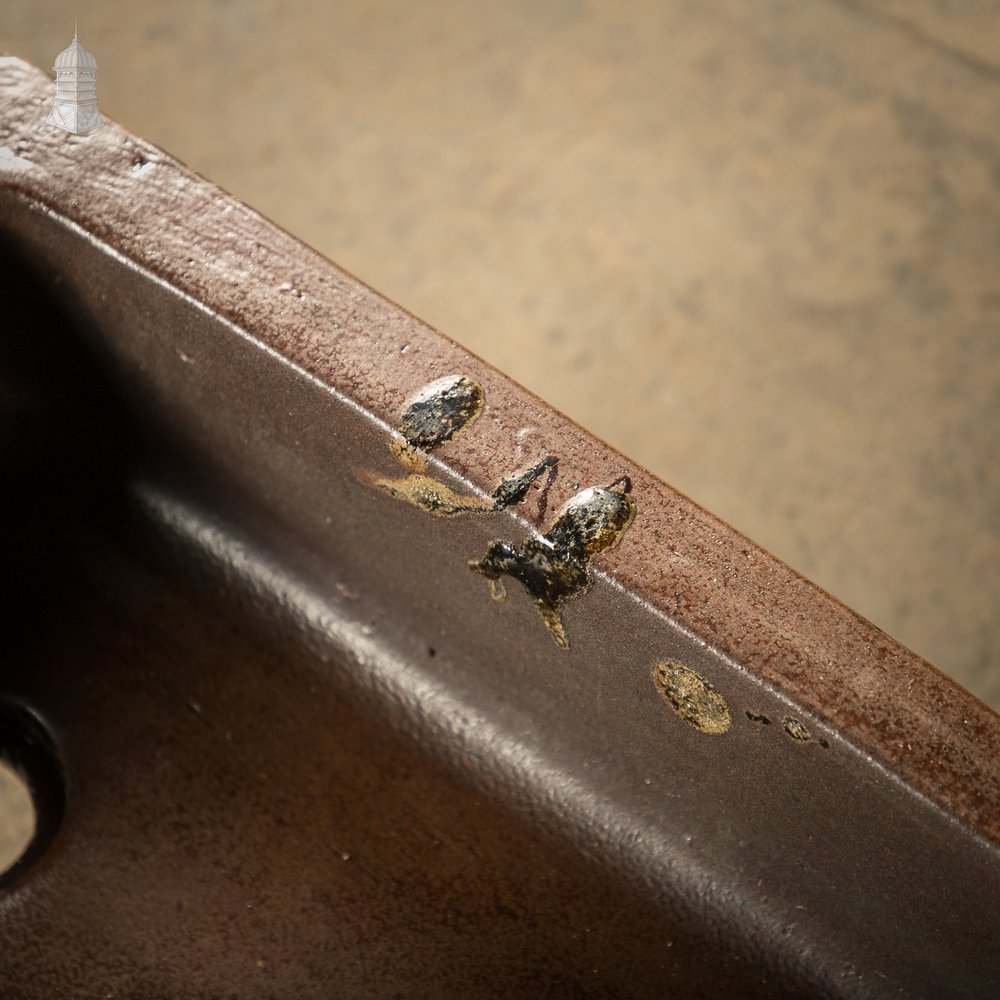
[470,479,636,648]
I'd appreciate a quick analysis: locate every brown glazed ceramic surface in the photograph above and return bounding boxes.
[1,57,998,998]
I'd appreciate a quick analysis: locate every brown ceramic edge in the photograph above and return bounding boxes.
[2,57,998,846]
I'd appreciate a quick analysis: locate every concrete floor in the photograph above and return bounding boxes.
[1,0,997,760]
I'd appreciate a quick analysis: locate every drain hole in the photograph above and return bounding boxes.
[0,762,34,876]
[0,702,64,890]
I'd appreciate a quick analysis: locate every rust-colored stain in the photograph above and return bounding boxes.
[471,479,635,648]
[651,661,732,735]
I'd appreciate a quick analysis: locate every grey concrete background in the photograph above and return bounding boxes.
[1,3,997,861]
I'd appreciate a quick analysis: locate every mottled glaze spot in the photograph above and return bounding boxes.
[398,374,483,452]
[652,661,731,735]
[362,376,630,646]
[366,374,557,517]
[782,717,811,742]
[470,478,635,648]
[360,470,493,517]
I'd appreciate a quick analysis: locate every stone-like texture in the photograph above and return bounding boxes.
[2,1,997,709]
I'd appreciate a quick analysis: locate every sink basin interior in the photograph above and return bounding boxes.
[1,188,999,998]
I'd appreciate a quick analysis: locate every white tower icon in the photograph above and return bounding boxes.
[46,22,104,134]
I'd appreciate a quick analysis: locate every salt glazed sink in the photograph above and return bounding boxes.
[1,57,998,998]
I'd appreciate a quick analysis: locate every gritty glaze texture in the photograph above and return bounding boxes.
[651,660,732,735]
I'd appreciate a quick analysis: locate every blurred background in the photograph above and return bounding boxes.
[1,0,997,729]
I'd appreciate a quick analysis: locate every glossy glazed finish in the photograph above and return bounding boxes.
[1,58,998,997]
